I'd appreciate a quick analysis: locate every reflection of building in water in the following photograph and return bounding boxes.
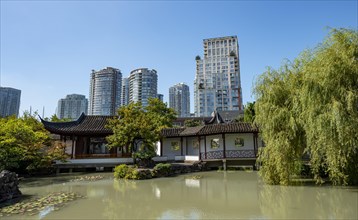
[154,186,161,199]
[104,172,263,219]
[185,178,200,188]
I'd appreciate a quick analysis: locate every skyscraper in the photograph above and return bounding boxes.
[157,94,164,102]
[56,94,88,120]
[129,68,157,108]
[88,67,122,115]
[121,77,129,106]
[194,36,243,116]
[0,87,21,118]
[169,83,190,117]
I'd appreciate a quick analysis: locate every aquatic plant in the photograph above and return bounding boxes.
[70,175,104,182]
[152,163,172,177]
[0,192,85,217]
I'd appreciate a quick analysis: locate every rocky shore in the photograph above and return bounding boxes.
[0,170,22,204]
[133,161,209,180]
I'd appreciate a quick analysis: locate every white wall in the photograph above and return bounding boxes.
[201,133,255,152]
[204,134,224,153]
[162,137,182,160]
[162,133,260,159]
[225,133,255,150]
[185,137,200,156]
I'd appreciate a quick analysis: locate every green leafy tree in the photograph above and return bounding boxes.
[106,98,177,163]
[244,102,256,123]
[255,28,358,185]
[0,112,68,173]
[234,115,244,122]
[106,102,144,152]
[145,98,177,141]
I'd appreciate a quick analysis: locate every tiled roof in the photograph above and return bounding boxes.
[161,123,258,137]
[198,123,258,135]
[160,127,185,137]
[179,126,205,136]
[41,113,114,135]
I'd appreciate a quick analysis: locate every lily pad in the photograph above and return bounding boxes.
[0,192,84,217]
[71,175,105,182]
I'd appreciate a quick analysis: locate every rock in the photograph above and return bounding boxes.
[0,170,22,203]
[125,161,209,180]
[136,169,153,179]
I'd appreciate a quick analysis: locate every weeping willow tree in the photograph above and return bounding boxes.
[255,28,358,185]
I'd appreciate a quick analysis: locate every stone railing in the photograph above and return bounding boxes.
[201,151,224,159]
[201,150,256,160]
[226,150,255,158]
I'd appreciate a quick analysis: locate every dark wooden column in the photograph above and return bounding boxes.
[64,136,67,155]
[71,135,75,159]
[160,138,163,157]
[204,136,207,159]
[186,138,188,155]
[198,136,201,160]
[222,133,226,158]
[180,137,183,156]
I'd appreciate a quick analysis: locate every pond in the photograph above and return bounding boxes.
[1,171,357,219]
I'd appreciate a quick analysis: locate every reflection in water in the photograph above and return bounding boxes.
[2,172,357,220]
[39,206,54,219]
[258,184,358,219]
[185,178,200,188]
[153,186,161,199]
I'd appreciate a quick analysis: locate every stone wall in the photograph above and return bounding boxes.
[0,170,22,203]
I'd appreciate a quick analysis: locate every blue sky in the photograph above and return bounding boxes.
[1,0,357,117]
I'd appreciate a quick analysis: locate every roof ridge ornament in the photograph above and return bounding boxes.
[206,110,225,125]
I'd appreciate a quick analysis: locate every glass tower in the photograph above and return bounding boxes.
[88,67,122,115]
[194,36,243,116]
[0,87,21,118]
[121,77,129,106]
[57,94,88,120]
[169,83,190,117]
[129,68,157,108]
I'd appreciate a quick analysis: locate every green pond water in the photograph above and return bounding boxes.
[1,171,357,219]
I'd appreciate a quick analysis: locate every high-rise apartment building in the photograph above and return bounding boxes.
[129,68,157,108]
[121,77,129,106]
[194,36,243,116]
[0,87,21,118]
[56,94,88,120]
[88,67,122,115]
[157,94,164,102]
[169,83,190,117]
